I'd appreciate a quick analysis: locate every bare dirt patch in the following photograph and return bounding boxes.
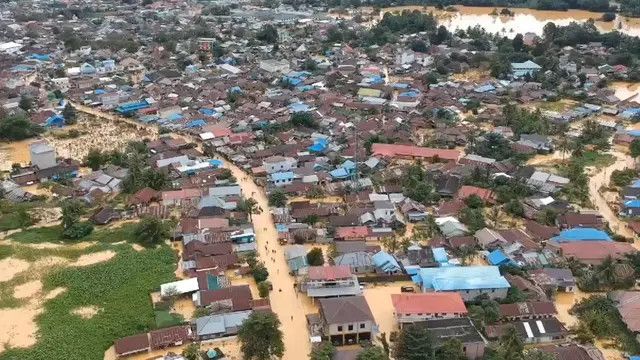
[44,287,67,300]
[13,280,43,299]
[0,301,41,353]
[71,306,102,319]
[0,257,30,282]
[71,250,116,267]
[131,244,144,252]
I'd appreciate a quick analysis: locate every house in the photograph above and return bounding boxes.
[371,251,401,274]
[539,344,606,360]
[436,217,469,238]
[149,325,192,350]
[557,213,604,229]
[530,268,577,293]
[334,226,369,242]
[114,334,150,357]
[161,189,202,206]
[193,285,253,310]
[334,252,374,274]
[415,318,486,360]
[371,143,461,163]
[551,228,611,242]
[499,301,557,320]
[623,200,640,217]
[303,265,362,298]
[270,171,295,187]
[474,228,507,249]
[549,241,636,265]
[511,60,542,78]
[194,310,253,340]
[416,266,510,300]
[400,198,429,222]
[517,134,553,153]
[285,245,309,274]
[91,207,121,225]
[391,293,467,326]
[486,249,511,266]
[259,59,290,73]
[318,296,375,346]
[30,141,56,170]
[610,291,640,336]
[486,318,567,344]
[263,156,297,174]
[456,185,495,204]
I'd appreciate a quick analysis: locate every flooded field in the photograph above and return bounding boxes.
[0,139,32,171]
[611,81,640,103]
[381,6,640,37]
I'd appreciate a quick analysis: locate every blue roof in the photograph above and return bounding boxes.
[166,113,183,121]
[229,86,242,94]
[622,109,640,119]
[200,108,216,116]
[45,115,64,127]
[342,160,356,171]
[432,247,448,263]
[372,251,401,273]
[399,90,420,97]
[487,249,510,266]
[30,54,50,61]
[208,159,223,168]
[628,129,640,137]
[276,224,289,232]
[270,171,294,181]
[283,76,303,86]
[551,228,612,242]
[628,356,640,360]
[630,179,640,188]
[187,119,206,128]
[625,200,640,208]
[94,89,106,95]
[289,102,311,113]
[417,266,510,291]
[329,168,350,179]
[308,139,328,153]
[116,101,149,114]
[474,84,496,93]
[392,83,410,89]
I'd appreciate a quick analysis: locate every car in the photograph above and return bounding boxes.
[400,286,415,293]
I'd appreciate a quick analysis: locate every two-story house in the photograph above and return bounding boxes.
[263,156,297,174]
[303,265,362,298]
[391,293,468,327]
[318,296,375,346]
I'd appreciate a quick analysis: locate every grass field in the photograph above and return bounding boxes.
[0,245,177,360]
[9,223,137,244]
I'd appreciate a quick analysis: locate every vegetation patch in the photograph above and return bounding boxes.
[9,223,137,245]
[154,310,185,328]
[0,245,176,360]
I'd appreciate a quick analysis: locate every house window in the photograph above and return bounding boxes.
[337,326,343,332]
[360,323,365,329]
[348,325,354,331]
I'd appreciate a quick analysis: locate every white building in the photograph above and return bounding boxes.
[259,59,290,73]
[30,142,56,170]
[262,156,297,174]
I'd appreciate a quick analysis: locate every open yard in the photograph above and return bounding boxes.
[0,226,177,360]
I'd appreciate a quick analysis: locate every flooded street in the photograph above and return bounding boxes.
[0,139,32,171]
[218,158,314,360]
[381,6,640,37]
[363,282,416,337]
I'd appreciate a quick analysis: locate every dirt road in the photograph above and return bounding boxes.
[587,150,635,240]
[74,105,314,358]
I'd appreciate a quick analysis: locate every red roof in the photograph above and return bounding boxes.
[114,333,150,356]
[371,143,460,162]
[391,293,467,315]
[456,185,495,203]
[559,241,635,264]
[308,265,353,281]
[335,226,369,240]
[149,325,191,350]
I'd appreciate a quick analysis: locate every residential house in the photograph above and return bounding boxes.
[610,291,640,337]
[416,266,510,300]
[530,268,577,293]
[517,134,553,153]
[149,326,192,350]
[486,318,567,344]
[334,252,374,274]
[499,301,557,321]
[557,213,604,229]
[400,198,429,222]
[415,318,486,360]
[547,241,635,265]
[475,228,507,249]
[194,310,253,340]
[371,143,461,163]
[456,185,495,204]
[263,156,297,174]
[270,171,295,187]
[193,285,253,311]
[318,296,375,346]
[371,251,401,274]
[114,334,150,358]
[285,244,309,274]
[303,265,362,298]
[511,60,542,78]
[391,293,467,326]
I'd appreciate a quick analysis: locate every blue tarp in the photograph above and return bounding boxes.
[372,251,401,273]
[631,179,640,188]
[94,89,106,95]
[474,84,496,93]
[432,247,448,263]
[187,119,206,128]
[166,113,183,122]
[209,159,223,168]
[12,64,35,72]
[308,138,328,153]
[417,266,510,291]
[399,90,420,97]
[392,83,410,89]
[551,228,612,242]
[625,200,640,208]
[342,160,356,172]
[628,130,640,137]
[30,54,50,61]
[229,86,242,94]
[276,224,289,232]
[487,249,510,266]
[45,115,64,127]
[200,108,216,116]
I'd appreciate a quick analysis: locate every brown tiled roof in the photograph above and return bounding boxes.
[149,325,191,350]
[319,296,374,325]
[308,265,352,281]
[392,293,467,315]
[198,285,252,311]
[499,301,557,318]
[114,333,150,356]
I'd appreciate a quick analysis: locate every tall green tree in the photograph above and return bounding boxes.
[491,326,524,360]
[238,198,261,220]
[357,346,389,360]
[435,339,467,360]
[62,103,77,125]
[134,217,170,247]
[306,247,324,266]
[309,342,335,360]
[238,311,284,360]
[19,95,34,112]
[393,324,435,360]
[631,139,640,162]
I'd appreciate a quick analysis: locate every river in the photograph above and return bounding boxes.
[379,5,640,37]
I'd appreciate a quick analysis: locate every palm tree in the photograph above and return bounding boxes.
[556,136,571,163]
[239,198,261,221]
[486,206,505,229]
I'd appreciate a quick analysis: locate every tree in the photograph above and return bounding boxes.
[536,208,557,226]
[238,198,261,220]
[61,199,84,230]
[491,326,524,360]
[256,24,279,44]
[134,217,170,247]
[393,324,435,360]
[435,339,466,360]
[19,95,34,112]
[631,139,640,162]
[460,208,486,232]
[512,33,524,51]
[182,343,200,360]
[268,189,287,207]
[464,195,484,209]
[85,148,107,171]
[522,349,557,360]
[252,262,269,283]
[306,247,324,266]
[291,112,318,128]
[486,206,505,228]
[356,346,388,360]
[258,281,271,298]
[238,311,284,360]
[0,115,44,140]
[310,342,335,360]
[62,103,77,125]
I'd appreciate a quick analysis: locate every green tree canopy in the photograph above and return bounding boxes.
[133,217,170,247]
[356,346,389,360]
[306,247,324,266]
[393,324,435,360]
[238,311,285,360]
